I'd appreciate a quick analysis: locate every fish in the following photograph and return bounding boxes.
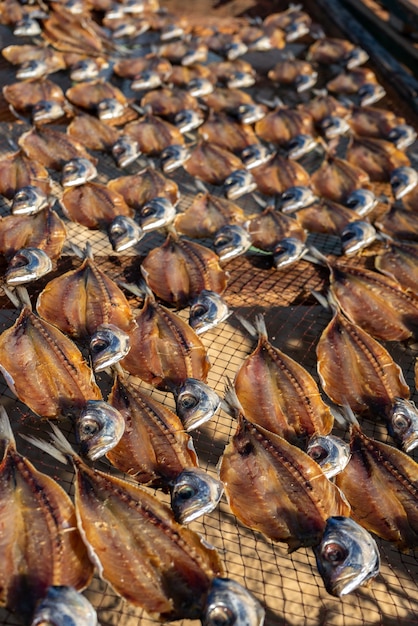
[387,124,417,150]
[385,397,418,453]
[219,386,350,551]
[60,181,133,229]
[167,64,213,90]
[183,141,246,187]
[11,185,49,216]
[61,157,97,187]
[347,105,406,139]
[314,516,380,597]
[203,578,265,626]
[189,289,230,334]
[3,78,66,119]
[3,44,66,76]
[311,156,370,204]
[223,169,257,200]
[306,434,351,479]
[251,153,311,196]
[335,416,418,550]
[263,7,312,42]
[375,239,418,295]
[107,167,180,211]
[66,80,133,123]
[295,197,359,236]
[89,323,131,371]
[76,399,125,460]
[0,150,51,199]
[174,191,246,239]
[273,237,309,269]
[69,57,104,81]
[113,54,172,81]
[28,425,225,622]
[240,143,272,169]
[67,113,120,152]
[107,215,143,252]
[307,37,368,68]
[340,220,377,256]
[13,14,42,36]
[140,232,228,308]
[0,209,67,261]
[346,136,410,183]
[18,126,97,171]
[160,144,191,173]
[285,134,318,160]
[157,40,208,66]
[0,408,94,619]
[30,586,98,626]
[36,246,134,339]
[5,247,53,285]
[375,205,418,241]
[298,92,351,128]
[141,86,201,119]
[111,135,140,168]
[137,197,177,231]
[187,77,214,97]
[344,188,378,217]
[277,186,318,213]
[205,33,248,60]
[268,58,318,92]
[235,103,266,125]
[170,467,224,524]
[31,100,67,124]
[255,106,315,147]
[130,69,163,91]
[235,315,334,445]
[42,10,112,56]
[358,83,387,107]
[248,206,307,252]
[123,113,185,156]
[198,110,258,155]
[390,166,418,200]
[319,115,351,139]
[326,67,381,95]
[213,224,252,261]
[174,377,221,430]
[174,109,205,133]
[120,284,211,388]
[202,87,263,118]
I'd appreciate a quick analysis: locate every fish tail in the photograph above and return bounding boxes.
[20,423,74,465]
[0,406,15,445]
[236,314,258,339]
[253,313,268,340]
[222,377,244,418]
[333,402,360,428]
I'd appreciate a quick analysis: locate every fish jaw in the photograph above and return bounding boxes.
[170,468,224,524]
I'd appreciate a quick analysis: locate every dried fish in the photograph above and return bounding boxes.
[268,58,318,92]
[248,205,307,252]
[141,86,200,119]
[61,158,97,187]
[107,215,143,252]
[108,167,179,210]
[241,143,272,169]
[189,289,230,334]
[66,80,134,123]
[18,126,96,171]
[264,7,311,42]
[0,150,51,199]
[375,240,418,295]
[0,209,66,260]
[89,323,131,372]
[111,135,140,168]
[174,377,221,431]
[31,586,98,626]
[344,188,378,217]
[11,185,49,216]
[386,123,417,150]
[184,141,245,186]
[67,113,120,152]
[311,156,370,203]
[76,399,125,460]
[124,113,184,156]
[199,111,258,155]
[273,237,309,269]
[203,578,265,626]
[0,409,93,618]
[138,197,177,232]
[340,220,377,256]
[3,78,67,119]
[61,181,133,229]
[390,166,418,200]
[346,136,410,182]
[174,191,246,239]
[347,105,406,139]
[307,37,368,68]
[307,434,351,479]
[277,186,318,213]
[160,144,191,173]
[42,10,112,56]
[223,169,257,200]
[376,205,418,241]
[294,197,358,236]
[3,44,66,75]
[5,247,53,285]
[385,397,418,453]
[326,68,380,95]
[255,106,314,146]
[251,153,311,196]
[213,224,252,261]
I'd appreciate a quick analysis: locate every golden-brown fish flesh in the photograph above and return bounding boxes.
[348,105,405,138]
[42,9,112,56]
[184,141,245,186]
[247,206,307,251]
[295,197,359,235]
[2,44,66,71]
[107,167,179,209]
[268,58,317,91]
[298,92,351,125]
[113,54,172,80]
[198,111,258,154]
[255,106,314,145]
[18,126,96,171]
[67,113,120,152]
[307,37,366,66]
[66,80,135,123]
[251,153,311,195]
[141,87,200,118]
[124,113,184,155]
[140,232,228,308]
[174,191,247,238]
[326,68,379,94]
[3,78,67,119]
[0,150,51,199]
[346,136,410,182]
[60,181,133,229]
[375,240,418,295]
[0,307,102,419]
[375,205,418,241]
[311,156,370,203]
[0,209,66,260]
[0,409,94,617]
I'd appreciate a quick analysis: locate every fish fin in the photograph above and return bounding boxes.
[335,402,361,428]
[236,314,258,339]
[221,377,244,418]
[303,244,330,267]
[20,423,74,465]
[117,278,151,301]
[0,406,15,446]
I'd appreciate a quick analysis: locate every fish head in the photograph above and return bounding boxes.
[6,248,52,285]
[225,41,248,61]
[345,47,369,70]
[278,185,318,213]
[11,185,49,215]
[160,144,191,173]
[113,21,147,38]
[138,197,177,231]
[123,0,147,14]
[241,143,271,170]
[90,323,131,372]
[295,71,318,93]
[387,398,418,453]
[111,135,141,168]
[14,16,41,36]
[131,70,163,91]
[387,124,417,151]
[76,400,125,461]
[344,188,378,216]
[175,378,221,430]
[390,166,418,200]
[171,467,224,523]
[32,100,66,124]
[70,59,101,82]
[61,0,84,14]
[97,97,126,121]
[213,224,252,261]
[181,46,207,67]
[358,83,386,107]
[224,170,257,200]
[31,585,98,626]
[174,109,204,133]
[189,290,230,334]
[314,516,380,597]
[306,434,351,479]
[187,77,214,97]
[16,59,48,80]
[160,23,185,41]
[108,215,143,252]
[61,158,97,187]
[226,71,255,89]
[273,237,307,268]
[320,115,351,139]
[203,578,265,626]
[285,133,318,160]
[235,103,265,124]
[340,220,377,256]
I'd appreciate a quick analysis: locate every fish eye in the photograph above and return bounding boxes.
[191,303,208,318]
[90,337,109,353]
[79,417,101,437]
[140,204,156,217]
[178,393,199,410]
[175,484,197,500]
[214,235,231,247]
[15,190,29,201]
[308,444,328,463]
[393,414,410,432]
[341,230,355,243]
[206,604,236,626]
[322,542,348,564]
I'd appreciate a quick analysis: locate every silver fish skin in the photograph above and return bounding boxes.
[16,59,48,80]
[295,72,318,93]
[203,578,265,626]
[235,104,265,125]
[344,188,378,217]
[70,59,102,82]
[31,586,98,626]
[5,248,52,285]
[11,185,49,215]
[76,400,125,461]
[278,185,318,213]
[160,23,185,41]
[174,109,204,133]
[189,289,230,334]
[138,197,177,231]
[170,468,224,524]
[175,378,221,430]
[213,224,253,261]
[306,434,351,479]
[224,170,257,200]
[314,516,380,597]
[131,71,163,91]
[320,115,351,139]
[340,220,377,256]
[358,83,386,107]
[390,166,418,200]
[111,135,141,168]
[161,144,191,173]
[241,143,271,170]
[225,42,248,61]
[345,47,369,70]
[387,124,417,151]
[108,215,144,252]
[61,158,97,187]
[187,78,214,97]
[97,97,126,121]
[273,237,307,269]
[285,133,318,160]
[14,16,41,36]
[32,100,66,124]
[90,323,131,372]
[226,71,255,90]
[386,397,418,453]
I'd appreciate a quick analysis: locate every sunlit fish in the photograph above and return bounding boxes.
[76,399,125,461]
[390,166,418,200]
[70,58,102,82]
[273,237,308,268]
[224,169,257,200]
[278,186,318,213]
[187,77,214,97]
[241,143,271,170]
[161,144,191,173]
[174,377,221,430]
[358,83,386,107]
[14,16,41,36]
[61,158,97,187]
[171,468,224,524]
[32,100,66,124]
[314,516,380,597]
[306,434,351,479]
[90,323,131,372]
[5,247,52,285]
[285,134,318,160]
[31,586,98,626]
[235,103,266,125]
[97,97,126,121]
[320,115,351,139]
[340,220,377,256]
[174,109,204,133]
[111,135,140,168]
[386,397,418,453]
[346,47,370,69]
[16,59,49,80]
[387,124,417,151]
[213,224,252,261]
[131,70,163,91]
[138,197,177,231]
[344,188,378,217]
[189,290,230,334]
[203,578,265,626]
[226,71,255,89]
[11,185,49,216]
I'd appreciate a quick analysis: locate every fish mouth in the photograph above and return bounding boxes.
[402,434,418,453]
